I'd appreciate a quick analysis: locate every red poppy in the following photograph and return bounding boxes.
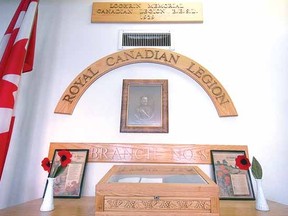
[58,150,72,167]
[41,157,51,172]
[235,155,251,170]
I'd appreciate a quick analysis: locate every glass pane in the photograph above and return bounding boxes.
[108,174,207,184]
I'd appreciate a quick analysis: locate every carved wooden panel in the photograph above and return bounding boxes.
[104,197,211,211]
[49,143,248,164]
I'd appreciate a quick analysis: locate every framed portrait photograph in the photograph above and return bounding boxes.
[120,79,168,133]
[211,150,255,200]
[44,149,89,198]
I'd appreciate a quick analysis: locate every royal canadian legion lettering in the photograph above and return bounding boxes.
[62,49,179,104]
[186,62,230,105]
[105,49,180,66]
[62,49,230,109]
[62,68,98,104]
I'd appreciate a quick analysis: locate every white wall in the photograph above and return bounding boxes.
[0,0,288,209]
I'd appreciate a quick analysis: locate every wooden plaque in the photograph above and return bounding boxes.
[48,142,248,165]
[91,2,203,23]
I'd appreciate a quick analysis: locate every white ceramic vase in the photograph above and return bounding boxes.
[40,177,55,212]
[255,179,269,211]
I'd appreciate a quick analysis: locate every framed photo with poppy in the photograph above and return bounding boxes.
[211,150,255,200]
[43,149,89,198]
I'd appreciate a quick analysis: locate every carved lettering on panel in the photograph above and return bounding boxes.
[55,48,237,117]
[92,2,203,23]
[49,143,249,164]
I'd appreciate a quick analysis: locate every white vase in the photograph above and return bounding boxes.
[255,179,270,211]
[40,177,55,212]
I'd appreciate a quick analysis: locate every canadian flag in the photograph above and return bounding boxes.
[0,0,38,180]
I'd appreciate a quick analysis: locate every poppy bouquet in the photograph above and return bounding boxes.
[41,150,72,178]
[235,155,263,179]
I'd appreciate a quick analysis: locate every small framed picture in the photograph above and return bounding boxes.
[120,79,168,133]
[45,149,89,198]
[211,150,255,200]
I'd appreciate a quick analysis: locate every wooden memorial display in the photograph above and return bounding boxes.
[48,143,248,216]
[95,165,219,216]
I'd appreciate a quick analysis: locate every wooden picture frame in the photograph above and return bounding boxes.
[211,150,255,200]
[44,149,89,198]
[120,79,168,133]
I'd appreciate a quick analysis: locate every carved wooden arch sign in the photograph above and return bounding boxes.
[54,48,238,117]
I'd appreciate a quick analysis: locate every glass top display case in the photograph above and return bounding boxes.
[107,168,207,184]
[95,165,219,216]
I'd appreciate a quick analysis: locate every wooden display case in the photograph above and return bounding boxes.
[95,165,219,216]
